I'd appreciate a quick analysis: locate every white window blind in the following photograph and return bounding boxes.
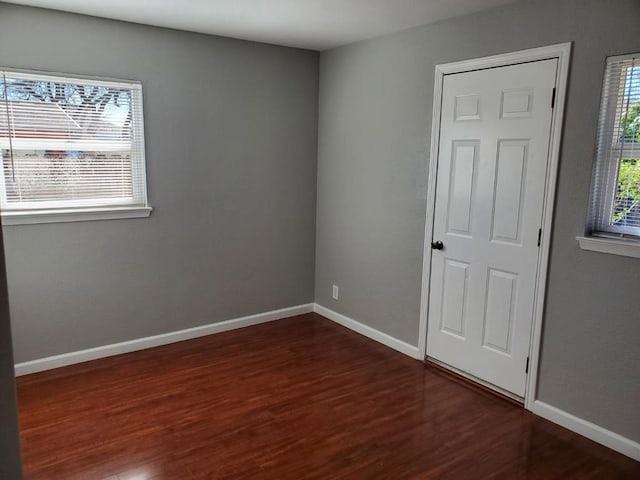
[587,53,640,237]
[0,69,149,223]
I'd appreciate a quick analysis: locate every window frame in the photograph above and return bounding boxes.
[0,68,151,226]
[579,53,640,257]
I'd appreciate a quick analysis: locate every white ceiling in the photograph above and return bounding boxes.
[4,0,517,50]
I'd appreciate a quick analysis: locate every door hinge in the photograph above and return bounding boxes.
[525,357,530,374]
[551,87,556,108]
[537,228,542,247]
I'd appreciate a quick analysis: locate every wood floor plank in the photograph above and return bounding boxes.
[17,313,640,479]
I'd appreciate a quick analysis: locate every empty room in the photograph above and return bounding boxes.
[0,0,639,478]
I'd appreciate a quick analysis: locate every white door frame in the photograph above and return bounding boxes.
[418,43,572,410]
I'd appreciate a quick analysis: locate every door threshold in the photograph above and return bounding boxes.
[425,357,524,406]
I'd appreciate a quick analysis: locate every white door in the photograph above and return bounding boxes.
[426,59,557,397]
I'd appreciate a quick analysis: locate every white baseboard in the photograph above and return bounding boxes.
[14,303,314,376]
[532,400,640,461]
[313,303,420,359]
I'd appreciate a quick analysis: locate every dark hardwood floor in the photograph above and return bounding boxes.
[17,313,640,479]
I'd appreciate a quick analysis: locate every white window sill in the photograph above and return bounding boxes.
[577,236,640,259]
[1,206,152,226]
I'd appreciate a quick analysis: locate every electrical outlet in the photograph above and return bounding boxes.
[332,285,339,300]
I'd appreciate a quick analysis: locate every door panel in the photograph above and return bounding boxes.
[491,140,528,243]
[447,141,477,235]
[440,259,470,338]
[482,268,518,354]
[426,59,557,397]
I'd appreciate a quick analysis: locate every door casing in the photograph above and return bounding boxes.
[418,43,572,411]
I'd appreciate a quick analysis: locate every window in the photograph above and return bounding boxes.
[580,54,640,257]
[0,69,150,224]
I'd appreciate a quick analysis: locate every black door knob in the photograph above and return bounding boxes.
[431,240,444,250]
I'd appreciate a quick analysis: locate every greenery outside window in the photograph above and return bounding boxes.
[0,69,150,225]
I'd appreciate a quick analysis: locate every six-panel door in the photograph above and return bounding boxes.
[426,59,557,397]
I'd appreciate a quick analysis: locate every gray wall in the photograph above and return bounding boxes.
[316,0,640,442]
[0,3,319,363]
[0,223,23,479]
